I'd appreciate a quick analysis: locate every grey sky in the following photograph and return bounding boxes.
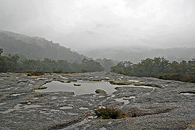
[0,0,195,51]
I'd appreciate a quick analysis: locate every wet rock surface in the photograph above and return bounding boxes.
[0,72,195,130]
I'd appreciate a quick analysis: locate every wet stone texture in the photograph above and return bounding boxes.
[0,72,195,130]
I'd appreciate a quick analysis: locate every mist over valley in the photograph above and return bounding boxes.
[1,1,195,129]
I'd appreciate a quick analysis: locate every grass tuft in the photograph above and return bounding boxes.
[109,81,130,85]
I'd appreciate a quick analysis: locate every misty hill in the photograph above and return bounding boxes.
[81,47,195,63]
[0,30,86,62]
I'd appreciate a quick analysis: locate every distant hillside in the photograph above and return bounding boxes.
[0,30,86,62]
[81,47,195,63]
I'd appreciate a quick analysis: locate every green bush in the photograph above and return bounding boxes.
[94,107,129,119]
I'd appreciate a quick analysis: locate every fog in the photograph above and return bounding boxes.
[0,0,195,51]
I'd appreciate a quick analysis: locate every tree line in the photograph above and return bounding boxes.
[111,57,195,77]
[1,47,195,81]
[0,48,103,73]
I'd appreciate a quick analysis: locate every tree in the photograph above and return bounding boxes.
[167,61,180,73]
[0,48,3,55]
[153,57,169,76]
[140,58,155,77]
[187,59,195,75]
[111,62,125,74]
[81,59,104,72]
[0,56,7,72]
[180,60,187,74]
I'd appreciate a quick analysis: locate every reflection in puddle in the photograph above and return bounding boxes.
[35,81,117,95]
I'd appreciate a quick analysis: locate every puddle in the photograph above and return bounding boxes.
[60,106,73,109]
[35,81,117,95]
[79,107,89,110]
[180,92,195,95]
[11,94,21,96]
[129,80,139,83]
[131,85,154,89]
[51,109,60,112]
[23,105,41,109]
[123,96,136,100]
[36,78,48,80]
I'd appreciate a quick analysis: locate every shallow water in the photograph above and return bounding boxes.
[180,92,195,95]
[35,80,117,95]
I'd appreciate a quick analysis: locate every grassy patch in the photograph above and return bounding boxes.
[109,81,130,85]
[90,79,102,81]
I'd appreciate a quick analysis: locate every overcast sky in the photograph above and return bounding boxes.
[0,0,195,51]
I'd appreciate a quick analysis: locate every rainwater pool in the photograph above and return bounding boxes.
[35,81,118,95]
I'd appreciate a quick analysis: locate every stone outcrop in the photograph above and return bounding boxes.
[0,72,195,130]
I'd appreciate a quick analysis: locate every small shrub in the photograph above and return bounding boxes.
[63,71,76,74]
[27,72,45,76]
[37,86,47,89]
[53,70,63,73]
[82,70,88,73]
[69,71,76,73]
[109,81,114,84]
[44,71,52,73]
[158,73,195,83]
[94,107,129,119]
